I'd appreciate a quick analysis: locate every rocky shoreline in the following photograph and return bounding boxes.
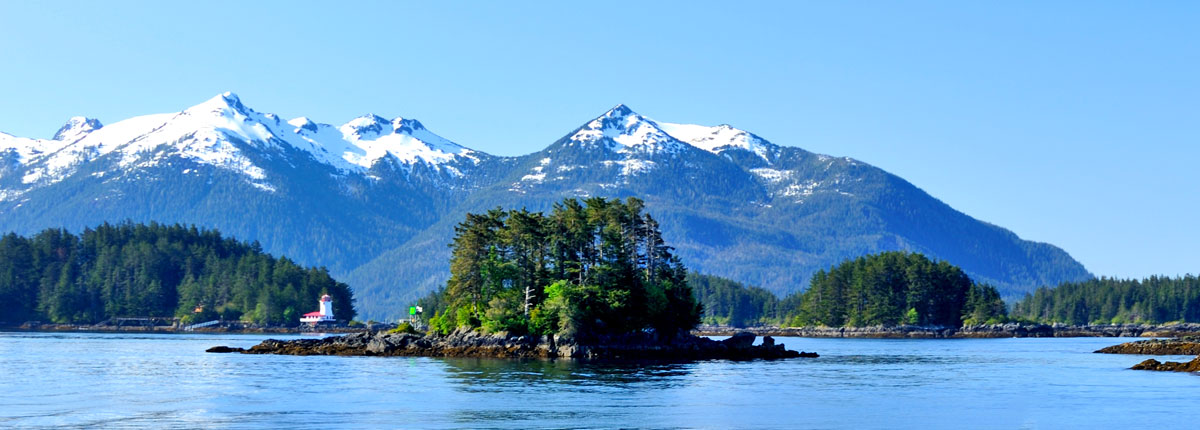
[1094,337,1200,373]
[693,323,1200,339]
[1094,337,1200,355]
[207,328,818,361]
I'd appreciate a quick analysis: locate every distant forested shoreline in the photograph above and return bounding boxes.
[0,222,354,326]
[692,259,1200,328]
[5,221,1193,332]
[1011,276,1200,325]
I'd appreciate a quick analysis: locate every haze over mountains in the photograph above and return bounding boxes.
[0,93,1091,318]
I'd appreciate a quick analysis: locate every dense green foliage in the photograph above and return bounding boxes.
[689,252,1007,328]
[792,252,1007,327]
[1011,276,1200,324]
[427,197,701,339]
[0,222,354,325]
[688,273,780,327]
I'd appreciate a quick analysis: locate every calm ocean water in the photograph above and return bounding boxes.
[0,331,1195,429]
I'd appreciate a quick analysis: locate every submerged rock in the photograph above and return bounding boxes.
[1095,337,1200,355]
[217,330,818,361]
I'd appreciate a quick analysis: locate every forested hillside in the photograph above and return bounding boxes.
[688,273,780,327]
[0,222,354,325]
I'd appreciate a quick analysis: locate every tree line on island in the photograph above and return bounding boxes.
[420,197,700,340]
[691,261,1200,328]
[689,251,1008,328]
[1010,276,1200,325]
[0,222,354,326]
[419,198,1011,337]
[4,203,1195,331]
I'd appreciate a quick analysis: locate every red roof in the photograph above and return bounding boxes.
[302,312,322,317]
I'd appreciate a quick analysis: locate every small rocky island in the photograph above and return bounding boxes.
[208,328,816,360]
[1096,337,1200,373]
[211,199,822,361]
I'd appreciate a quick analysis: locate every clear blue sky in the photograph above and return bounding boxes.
[1,1,1196,279]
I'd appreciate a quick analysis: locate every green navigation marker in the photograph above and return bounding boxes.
[409,306,417,316]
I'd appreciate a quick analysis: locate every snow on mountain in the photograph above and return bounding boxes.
[1,92,483,199]
[336,115,479,171]
[18,92,272,188]
[52,117,103,143]
[0,133,66,166]
[567,104,686,154]
[285,113,479,175]
[564,104,778,164]
[6,95,797,203]
[656,122,777,162]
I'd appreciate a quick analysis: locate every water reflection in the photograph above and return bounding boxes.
[437,357,697,390]
[6,333,1200,429]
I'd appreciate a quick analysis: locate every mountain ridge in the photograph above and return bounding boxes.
[0,93,1092,319]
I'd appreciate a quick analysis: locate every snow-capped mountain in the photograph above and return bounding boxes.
[656,122,779,163]
[51,117,103,143]
[294,113,481,175]
[1,92,484,200]
[0,93,495,278]
[565,104,686,154]
[0,95,1093,319]
[510,104,764,196]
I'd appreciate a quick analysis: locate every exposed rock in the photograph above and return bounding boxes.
[723,331,756,349]
[1131,357,1200,372]
[226,330,818,361]
[1095,337,1200,355]
[206,346,244,353]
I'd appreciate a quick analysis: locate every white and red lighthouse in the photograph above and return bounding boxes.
[300,294,335,324]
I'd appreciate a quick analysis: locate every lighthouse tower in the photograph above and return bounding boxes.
[319,294,334,319]
[300,294,336,324]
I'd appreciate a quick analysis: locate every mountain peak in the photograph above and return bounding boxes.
[568,105,683,154]
[604,104,635,118]
[341,115,391,140]
[187,91,251,116]
[52,116,103,142]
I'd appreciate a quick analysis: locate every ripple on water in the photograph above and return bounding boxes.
[3,332,1200,429]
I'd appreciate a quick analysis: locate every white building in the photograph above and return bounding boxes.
[300,294,336,324]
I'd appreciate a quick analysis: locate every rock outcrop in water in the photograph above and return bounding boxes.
[208,329,818,360]
[1096,337,1200,373]
[1094,337,1200,355]
[1130,357,1200,372]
